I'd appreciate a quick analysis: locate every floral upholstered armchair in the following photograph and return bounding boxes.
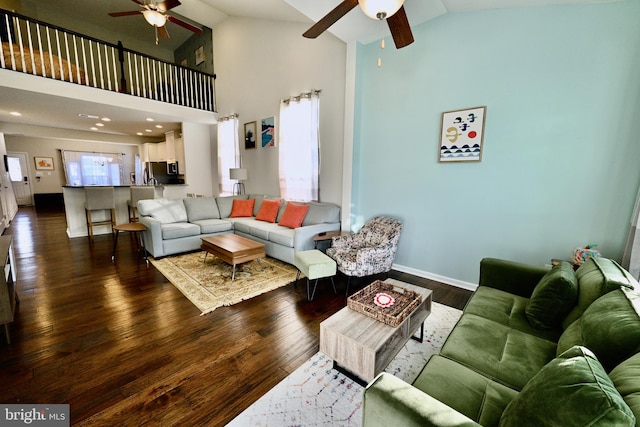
[326,216,403,295]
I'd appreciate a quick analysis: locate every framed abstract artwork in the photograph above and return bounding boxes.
[261,117,275,148]
[34,156,54,170]
[244,121,257,150]
[439,106,486,162]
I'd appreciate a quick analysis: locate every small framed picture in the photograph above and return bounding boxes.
[195,46,205,65]
[34,156,54,170]
[244,121,257,150]
[439,106,486,162]
[261,117,276,148]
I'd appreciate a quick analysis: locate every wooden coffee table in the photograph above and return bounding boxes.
[201,234,265,280]
[320,279,432,384]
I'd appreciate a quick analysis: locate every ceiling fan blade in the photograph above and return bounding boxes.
[387,6,414,49]
[109,10,143,17]
[303,0,359,39]
[157,25,170,39]
[157,0,181,13]
[167,15,202,34]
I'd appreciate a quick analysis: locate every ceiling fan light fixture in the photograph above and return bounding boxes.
[142,10,167,27]
[358,0,404,20]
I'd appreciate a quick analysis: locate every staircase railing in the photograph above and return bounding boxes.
[0,8,216,112]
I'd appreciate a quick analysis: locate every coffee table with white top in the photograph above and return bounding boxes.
[319,279,432,385]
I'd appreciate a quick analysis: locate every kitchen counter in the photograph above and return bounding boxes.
[62,186,165,238]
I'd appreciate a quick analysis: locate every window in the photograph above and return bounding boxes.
[217,115,239,196]
[278,91,320,201]
[61,150,124,186]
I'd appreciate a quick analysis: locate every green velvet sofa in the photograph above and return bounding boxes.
[363,257,640,426]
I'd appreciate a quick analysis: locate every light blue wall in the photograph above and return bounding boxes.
[351,0,640,285]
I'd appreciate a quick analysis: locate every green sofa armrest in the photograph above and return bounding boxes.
[363,373,481,427]
[479,258,549,298]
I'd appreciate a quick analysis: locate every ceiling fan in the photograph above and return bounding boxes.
[303,0,414,49]
[108,0,202,44]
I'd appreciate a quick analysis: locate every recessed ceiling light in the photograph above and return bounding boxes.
[145,129,153,133]
[95,123,104,127]
[90,127,99,131]
[155,124,163,129]
[101,117,111,122]
[136,132,143,136]
[78,113,99,119]
[10,112,22,116]
[146,118,155,122]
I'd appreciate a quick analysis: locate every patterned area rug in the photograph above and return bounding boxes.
[150,251,298,315]
[227,302,462,426]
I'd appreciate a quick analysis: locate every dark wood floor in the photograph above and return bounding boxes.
[0,207,472,426]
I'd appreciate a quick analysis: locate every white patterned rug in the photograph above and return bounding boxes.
[227,302,462,426]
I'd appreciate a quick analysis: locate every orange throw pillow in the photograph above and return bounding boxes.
[230,198,255,217]
[278,202,309,229]
[255,199,281,223]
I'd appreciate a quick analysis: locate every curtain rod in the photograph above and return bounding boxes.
[218,113,238,121]
[282,89,322,104]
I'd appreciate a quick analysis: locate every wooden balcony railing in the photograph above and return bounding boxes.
[0,8,216,112]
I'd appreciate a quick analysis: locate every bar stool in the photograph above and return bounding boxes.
[85,186,116,241]
[128,186,155,222]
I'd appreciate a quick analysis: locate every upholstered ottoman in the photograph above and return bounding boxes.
[295,249,337,300]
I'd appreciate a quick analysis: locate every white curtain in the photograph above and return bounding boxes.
[623,186,640,279]
[217,116,239,196]
[278,91,320,201]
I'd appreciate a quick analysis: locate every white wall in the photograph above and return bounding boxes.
[212,17,347,205]
[0,133,18,229]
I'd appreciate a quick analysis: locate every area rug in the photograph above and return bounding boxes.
[149,251,298,315]
[227,302,462,426]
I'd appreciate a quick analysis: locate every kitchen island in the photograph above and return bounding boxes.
[62,186,166,238]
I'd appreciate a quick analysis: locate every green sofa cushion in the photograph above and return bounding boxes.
[562,257,635,329]
[609,352,640,423]
[526,262,578,330]
[581,288,640,372]
[463,286,561,342]
[440,314,557,390]
[413,355,518,426]
[499,346,635,427]
[556,317,582,356]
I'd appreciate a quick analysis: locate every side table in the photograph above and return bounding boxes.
[112,223,148,265]
[313,230,350,249]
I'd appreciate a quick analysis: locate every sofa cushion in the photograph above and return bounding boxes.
[255,199,281,223]
[464,286,562,343]
[609,352,640,423]
[526,262,578,330]
[183,197,220,221]
[190,219,233,234]
[440,313,557,389]
[302,202,340,226]
[138,199,187,224]
[215,195,249,218]
[230,198,255,217]
[268,227,295,248]
[413,355,518,426]
[249,194,266,216]
[580,288,640,371]
[556,317,582,356]
[562,257,636,329]
[278,203,309,229]
[499,346,635,427]
[160,222,201,240]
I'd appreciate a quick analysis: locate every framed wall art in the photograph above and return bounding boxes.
[195,45,205,65]
[439,106,486,162]
[244,121,257,150]
[261,116,275,148]
[34,156,54,170]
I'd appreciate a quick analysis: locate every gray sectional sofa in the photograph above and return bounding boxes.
[137,194,341,265]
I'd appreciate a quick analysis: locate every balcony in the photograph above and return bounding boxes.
[0,8,216,113]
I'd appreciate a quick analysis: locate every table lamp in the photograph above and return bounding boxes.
[229,168,247,195]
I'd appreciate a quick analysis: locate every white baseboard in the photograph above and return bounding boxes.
[392,263,478,292]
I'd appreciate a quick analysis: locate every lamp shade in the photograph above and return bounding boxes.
[142,10,167,27]
[230,168,248,181]
[358,0,404,20]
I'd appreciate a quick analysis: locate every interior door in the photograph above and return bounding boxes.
[7,152,33,206]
